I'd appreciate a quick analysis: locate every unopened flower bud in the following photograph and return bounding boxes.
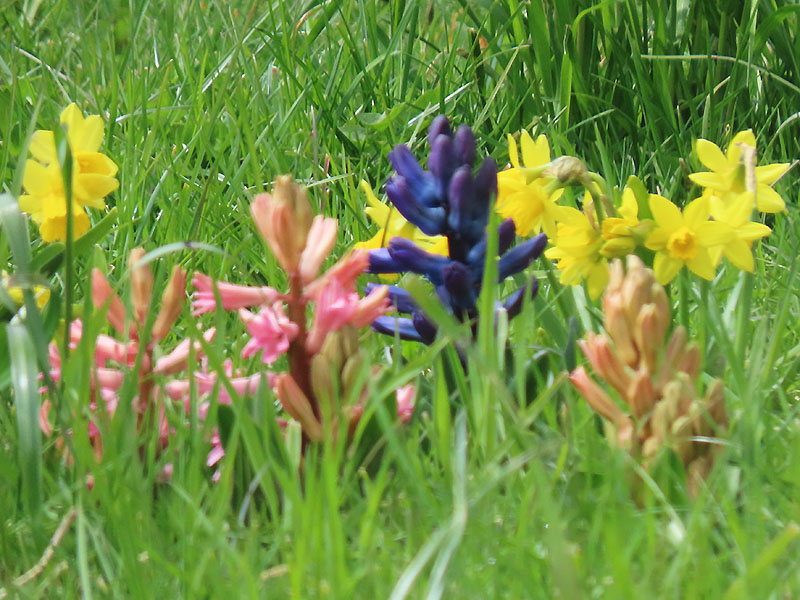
[92,268,128,335]
[544,156,589,185]
[129,248,154,328]
[153,266,186,341]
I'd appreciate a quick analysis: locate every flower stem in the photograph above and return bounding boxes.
[286,272,316,417]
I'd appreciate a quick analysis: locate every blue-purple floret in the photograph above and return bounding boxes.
[367,115,546,344]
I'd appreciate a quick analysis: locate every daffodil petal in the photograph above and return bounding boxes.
[18,194,42,214]
[507,134,520,168]
[72,115,104,153]
[736,222,771,242]
[586,261,609,299]
[689,172,728,192]
[755,185,785,213]
[22,160,53,196]
[519,131,537,168]
[696,220,733,247]
[687,249,716,280]
[74,174,119,204]
[695,139,729,172]
[683,196,711,229]
[77,152,118,177]
[649,194,682,231]
[653,252,682,285]
[531,134,551,167]
[29,130,57,165]
[756,163,789,185]
[723,239,755,272]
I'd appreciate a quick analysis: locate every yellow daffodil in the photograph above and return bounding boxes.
[19,161,92,241]
[644,195,731,285]
[545,204,608,299]
[19,103,118,242]
[496,131,562,238]
[354,179,447,254]
[707,192,771,272]
[598,187,647,258]
[1,272,50,310]
[689,129,789,214]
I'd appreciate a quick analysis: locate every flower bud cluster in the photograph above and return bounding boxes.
[570,255,727,496]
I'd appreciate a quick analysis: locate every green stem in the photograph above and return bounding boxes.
[679,269,690,331]
[56,129,74,362]
[734,271,753,365]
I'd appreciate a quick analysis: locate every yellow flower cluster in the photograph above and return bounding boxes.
[499,129,787,294]
[20,103,118,242]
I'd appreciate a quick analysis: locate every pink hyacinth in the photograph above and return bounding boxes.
[191,273,279,316]
[240,304,299,364]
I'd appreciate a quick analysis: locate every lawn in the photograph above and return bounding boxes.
[1,1,799,598]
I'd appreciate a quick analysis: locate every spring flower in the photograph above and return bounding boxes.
[496,131,562,238]
[689,129,789,214]
[19,103,119,242]
[570,256,727,497]
[240,304,299,365]
[192,176,403,446]
[19,162,92,241]
[707,192,771,272]
[41,249,196,463]
[354,179,447,255]
[644,194,731,285]
[367,116,546,345]
[545,205,609,299]
[599,187,647,258]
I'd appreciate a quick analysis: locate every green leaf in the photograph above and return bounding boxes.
[7,320,42,519]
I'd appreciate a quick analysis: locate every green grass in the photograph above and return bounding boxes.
[2,0,800,597]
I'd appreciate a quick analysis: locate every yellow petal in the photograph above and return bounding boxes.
[683,196,711,229]
[695,139,729,172]
[74,173,119,204]
[696,220,733,247]
[653,252,682,285]
[507,134,520,168]
[755,163,789,185]
[755,185,785,213]
[23,160,53,196]
[29,130,57,164]
[649,194,682,231]
[70,115,104,153]
[689,172,728,192]
[528,134,551,167]
[18,194,42,214]
[687,249,716,280]
[715,192,754,226]
[59,103,83,130]
[619,188,639,220]
[77,152,118,177]
[645,228,670,250]
[586,261,609,300]
[723,239,754,272]
[736,222,771,242]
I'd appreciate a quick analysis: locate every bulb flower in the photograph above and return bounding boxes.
[570,255,728,497]
[366,116,546,345]
[19,103,118,242]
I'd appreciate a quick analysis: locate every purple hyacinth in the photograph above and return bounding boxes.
[367,116,546,344]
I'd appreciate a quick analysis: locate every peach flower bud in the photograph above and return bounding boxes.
[153,266,186,341]
[91,269,128,335]
[275,373,323,441]
[129,248,153,328]
[299,215,338,284]
[570,366,629,427]
[578,334,631,400]
[603,294,638,366]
